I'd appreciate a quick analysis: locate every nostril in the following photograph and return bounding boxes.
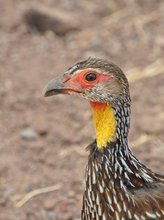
[62,77,70,83]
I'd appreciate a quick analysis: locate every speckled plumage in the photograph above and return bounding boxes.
[44,57,164,220]
[82,103,164,220]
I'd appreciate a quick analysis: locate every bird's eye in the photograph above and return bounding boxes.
[85,73,97,82]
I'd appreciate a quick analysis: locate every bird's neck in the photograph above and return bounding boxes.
[90,101,130,150]
[89,101,154,183]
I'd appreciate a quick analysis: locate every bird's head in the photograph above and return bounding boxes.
[43,57,130,106]
[43,58,131,149]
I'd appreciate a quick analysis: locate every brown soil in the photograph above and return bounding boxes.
[0,0,163,219]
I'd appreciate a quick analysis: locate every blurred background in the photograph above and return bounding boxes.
[0,0,164,219]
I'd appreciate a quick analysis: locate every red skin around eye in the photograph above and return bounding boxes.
[65,70,113,90]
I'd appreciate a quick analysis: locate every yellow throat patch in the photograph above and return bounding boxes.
[90,102,116,150]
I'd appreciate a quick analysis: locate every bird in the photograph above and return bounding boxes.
[43,57,164,220]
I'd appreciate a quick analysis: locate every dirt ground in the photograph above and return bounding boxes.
[0,0,164,219]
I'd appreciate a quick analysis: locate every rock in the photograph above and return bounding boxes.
[3,187,14,198]
[44,199,56,211]
[47,211,56,220]
[90,36,102,47]
[38,128,48,136]
[20,128,38,140]
[23,7,79,36]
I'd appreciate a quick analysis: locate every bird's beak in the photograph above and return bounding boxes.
[43,75,66,97]
[43,74,82,97]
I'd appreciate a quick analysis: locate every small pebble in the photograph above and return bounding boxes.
[20,128,38,140]
[47,211,56,220]
[90,36,102,47]
[44,199,56,210]
[3,187,14,198]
